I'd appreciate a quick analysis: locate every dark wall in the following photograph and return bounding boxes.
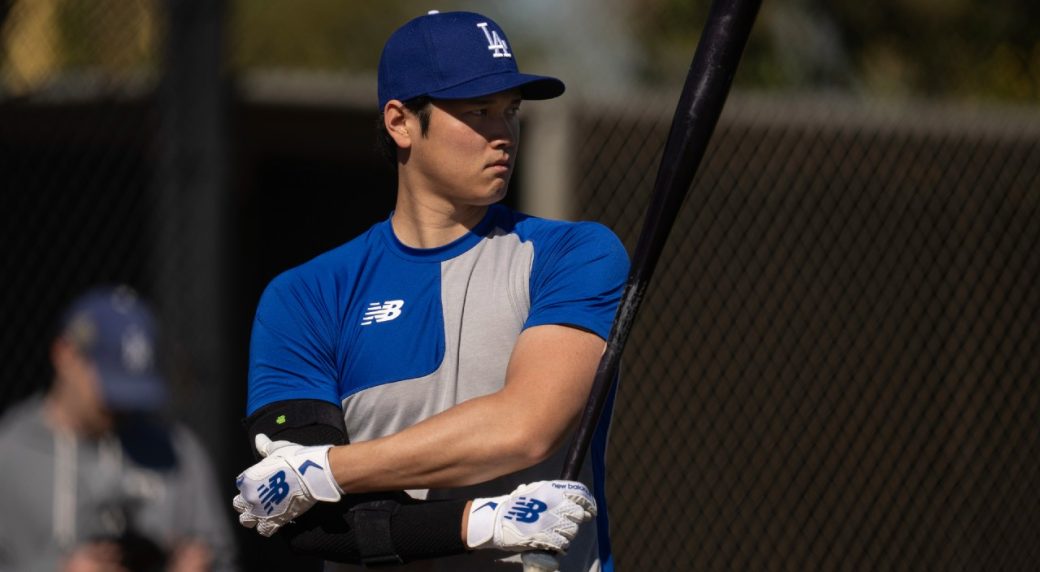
[1,100,156,409]
[0,96,394,569]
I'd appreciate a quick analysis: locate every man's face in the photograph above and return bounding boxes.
[52,339,114,435]
[405,89,521,207]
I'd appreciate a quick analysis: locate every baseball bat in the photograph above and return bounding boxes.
[522,0,762,569]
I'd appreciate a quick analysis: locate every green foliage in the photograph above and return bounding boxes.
[12,0,1033,101]
[52,0,157,71]
[232,0,394,70]
[231,0,488,71]
[830,0,1040,100]
[635,0,1039,102]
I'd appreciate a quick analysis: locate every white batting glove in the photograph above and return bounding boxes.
[232,434,342,537]
[466,480,597,553]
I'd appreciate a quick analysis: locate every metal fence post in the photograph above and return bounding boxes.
[154,0,235,474]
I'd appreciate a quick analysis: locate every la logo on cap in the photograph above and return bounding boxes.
[122,326,154,374]
[476,22,511,58]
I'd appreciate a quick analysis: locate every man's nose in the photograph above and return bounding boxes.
[488,116,517,148]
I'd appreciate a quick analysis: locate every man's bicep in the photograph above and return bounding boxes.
[501,324,606,450]
[526,222,629,340]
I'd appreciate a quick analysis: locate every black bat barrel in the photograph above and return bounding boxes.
[561,0,763,481]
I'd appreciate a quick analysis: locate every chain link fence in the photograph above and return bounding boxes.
[3,1,1039,570]
[0,0,161,408]
[576,93,1040,570]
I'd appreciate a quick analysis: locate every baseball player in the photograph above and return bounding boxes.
[233,11,629,571]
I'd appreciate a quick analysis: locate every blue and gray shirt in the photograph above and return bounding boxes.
[247,204,628,571]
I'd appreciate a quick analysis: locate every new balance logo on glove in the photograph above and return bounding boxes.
[258,471,291,514]
[464,480,597,553]
[505,497,548,523]
[233,435,342,537]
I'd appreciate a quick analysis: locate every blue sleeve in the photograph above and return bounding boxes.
[525,222,630,340]
[246,271,341,416]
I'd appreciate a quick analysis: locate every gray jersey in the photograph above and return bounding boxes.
[0,397,238,572]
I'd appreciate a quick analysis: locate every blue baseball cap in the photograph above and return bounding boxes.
[59,286,167,412]
[378,10,565,109]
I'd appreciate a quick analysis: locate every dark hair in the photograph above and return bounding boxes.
[375,96,433,165]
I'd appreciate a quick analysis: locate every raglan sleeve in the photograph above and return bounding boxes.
[246,270,342,416]
[525,222,630,340]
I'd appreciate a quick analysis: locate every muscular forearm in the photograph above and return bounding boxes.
[330,391,559,492]
[330,325,603,492]
[234,391,599,558]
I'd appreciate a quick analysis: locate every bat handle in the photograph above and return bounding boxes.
[522,550,559,571]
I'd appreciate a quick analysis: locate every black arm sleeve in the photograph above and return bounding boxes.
[246,399,349,460]
[243,400,469,565]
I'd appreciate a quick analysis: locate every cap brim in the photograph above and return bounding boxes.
[99,371,168,412]
[428,72,565,102]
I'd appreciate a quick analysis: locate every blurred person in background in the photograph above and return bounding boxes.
[0,285,237,572]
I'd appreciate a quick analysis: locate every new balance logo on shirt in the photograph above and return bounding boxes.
[361,300,404,325]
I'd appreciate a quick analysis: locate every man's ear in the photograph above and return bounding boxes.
[384,100,412,149]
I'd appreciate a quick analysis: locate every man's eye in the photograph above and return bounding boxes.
[469,109,488,117]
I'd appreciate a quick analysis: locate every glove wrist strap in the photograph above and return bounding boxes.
[296,445,342,502]
[465,495,504,549]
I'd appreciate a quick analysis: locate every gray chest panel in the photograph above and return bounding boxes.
[342,228,533,442]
